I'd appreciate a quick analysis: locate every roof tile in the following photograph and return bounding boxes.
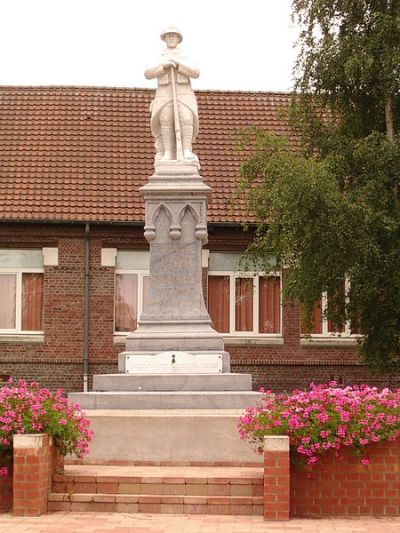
[0,86,297,224]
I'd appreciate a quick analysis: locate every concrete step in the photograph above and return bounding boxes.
[49,464,264,515]
[93,373,253,392]
[77,409,263,464]
[69,390,262,410]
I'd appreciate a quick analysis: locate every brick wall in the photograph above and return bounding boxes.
[0,222,398,393]
[290,438,400,517]
[263,436,400,519]
[12,433,63,516]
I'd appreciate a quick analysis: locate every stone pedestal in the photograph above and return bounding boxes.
[120,160,229,373]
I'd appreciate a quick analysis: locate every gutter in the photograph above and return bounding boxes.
[83,222,90,392]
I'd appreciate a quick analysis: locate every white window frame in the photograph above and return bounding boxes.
[207,270,283,337]
[305,279,359,338]
[114,268,149,335]
[0,267,44,334]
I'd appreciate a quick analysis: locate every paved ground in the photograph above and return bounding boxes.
[1,513,400,532]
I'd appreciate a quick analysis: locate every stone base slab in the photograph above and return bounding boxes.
[68,390,262,410]
[93,373,252,392]
[124,328,225,353]
[80,409,263,464]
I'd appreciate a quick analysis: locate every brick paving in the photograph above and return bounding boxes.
[1,513,400,532]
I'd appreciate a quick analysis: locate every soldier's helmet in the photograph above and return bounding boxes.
[160,25,183,43]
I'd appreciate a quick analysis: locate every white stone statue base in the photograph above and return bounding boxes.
[119,161,230,374]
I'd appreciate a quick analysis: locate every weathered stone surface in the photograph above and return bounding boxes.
[68,391,262,410]
[93,373,252,392]
[124,164,227,366]
[82,410,264,464]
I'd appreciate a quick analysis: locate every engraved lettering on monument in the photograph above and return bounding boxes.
[125,352,223,374]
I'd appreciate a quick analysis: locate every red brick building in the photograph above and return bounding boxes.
[0,86,395,392]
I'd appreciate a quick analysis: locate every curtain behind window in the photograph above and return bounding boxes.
[22,273,43,330]
[0,275,16,329]
[115,274,137,332]
[259,276,280,333]
[235,278,253,332]
[208,276,230,333]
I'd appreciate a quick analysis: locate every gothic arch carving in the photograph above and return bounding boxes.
[178,204,198,226]
[153,204,172,226]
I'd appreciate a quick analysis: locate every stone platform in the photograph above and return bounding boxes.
[78,409,263,464]
[68,372,262,464]
[69,373,261,410]
[93,373,252,391]
[69,390,261,410]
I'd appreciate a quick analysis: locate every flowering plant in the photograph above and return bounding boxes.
[0,380,93,476]
[238,382,400,468]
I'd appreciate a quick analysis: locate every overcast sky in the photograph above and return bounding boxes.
[0,0,299,92]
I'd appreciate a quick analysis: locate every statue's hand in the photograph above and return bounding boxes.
[163,60,177,70]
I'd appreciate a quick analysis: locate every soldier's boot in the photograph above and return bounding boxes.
[161,126,174,160]
[181,125,197,160]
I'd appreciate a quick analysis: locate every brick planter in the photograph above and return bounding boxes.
[264,436,400,520]
[12,434,64,517]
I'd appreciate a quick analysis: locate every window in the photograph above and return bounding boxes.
[301,279,357,337]
[207,253,281,336]
[114,251,149,333]
[113,250,282,337]
[0,250,44,333]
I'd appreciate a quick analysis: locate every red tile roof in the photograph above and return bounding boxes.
[0,86,296,224]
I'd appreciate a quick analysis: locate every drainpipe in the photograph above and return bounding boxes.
[83,222,90,392]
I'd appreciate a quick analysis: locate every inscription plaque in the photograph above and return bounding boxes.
[125,351,223,374]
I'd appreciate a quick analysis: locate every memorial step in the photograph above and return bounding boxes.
[93,373,252,392]
[49,464,264,515]
[69,390,261,410]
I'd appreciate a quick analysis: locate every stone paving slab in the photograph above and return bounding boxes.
[1,513,400,532]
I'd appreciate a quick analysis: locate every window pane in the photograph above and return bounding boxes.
[301,300,323,334]
[209,253,242,271]
[0,249,43,268]
[115,274,138,332]
[208,276,230,333]
[259,276,280,333]
[22,273,44,331]
[235,278,253,332]
[0,275,16,329]
[116,251,150,270]
[327,282,345,333]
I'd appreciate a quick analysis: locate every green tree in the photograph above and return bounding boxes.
[238,0,400,371]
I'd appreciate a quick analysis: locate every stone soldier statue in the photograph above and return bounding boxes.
[145,26,199,162]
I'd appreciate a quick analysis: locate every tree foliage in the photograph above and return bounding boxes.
[238,0,400,371]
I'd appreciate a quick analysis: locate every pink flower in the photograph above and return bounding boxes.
[361,458,370,466]
[237,382,400,473]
